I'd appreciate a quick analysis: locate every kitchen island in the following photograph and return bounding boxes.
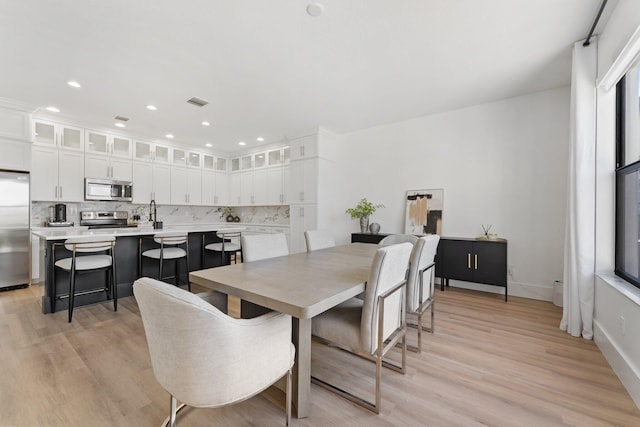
[31,224,244,314]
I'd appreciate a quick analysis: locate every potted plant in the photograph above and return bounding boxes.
[345,198,385,233]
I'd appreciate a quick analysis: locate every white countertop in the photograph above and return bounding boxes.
[31,222,289,240]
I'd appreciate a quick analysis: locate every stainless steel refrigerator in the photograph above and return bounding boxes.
[0,170,30,290]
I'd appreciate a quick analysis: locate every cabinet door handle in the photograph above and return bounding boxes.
[467,253,471,269]
[300,145,304,157]
[475,254,478,270]
[54,185,58,199]
[300,207,304,217]
[59,186,63,199]
[300,191,304,202]
[214,195,218,205]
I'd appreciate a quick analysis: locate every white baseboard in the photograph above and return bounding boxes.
[439,279,553,302]
[594,319,640,409]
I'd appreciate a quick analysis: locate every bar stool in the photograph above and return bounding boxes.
[52,235,117,322]
[203,229,243,266]
[139,231,190,291]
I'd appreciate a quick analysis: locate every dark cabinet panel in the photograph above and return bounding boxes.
[438,238,507,301]
[351,233,389,244]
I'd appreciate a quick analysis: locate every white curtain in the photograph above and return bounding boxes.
[561,39,598,339]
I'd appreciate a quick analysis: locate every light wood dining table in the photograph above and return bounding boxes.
[188,242,379,418]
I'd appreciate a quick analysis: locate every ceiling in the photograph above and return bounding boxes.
[0,0,604,154]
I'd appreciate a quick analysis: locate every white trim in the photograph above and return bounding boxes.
[598,24,640,91]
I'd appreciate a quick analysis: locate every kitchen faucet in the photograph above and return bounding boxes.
[149,200,157,223]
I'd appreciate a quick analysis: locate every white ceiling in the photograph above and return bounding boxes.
[0,0,603,154]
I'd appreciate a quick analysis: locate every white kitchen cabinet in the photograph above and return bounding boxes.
[132,161,171,204]
[252,169,267,205]
[289,135,318,160]
[215,171,229,205]
[85,130,132,158]
[289,159,318,204]
[265,167,287,205]
[267,147,290,166]
[32,119,83,151]
[289,204,317,254]
[0,105,30,141]
[239,171,253,205]
[84,153,132,181]
[229,173,241,205]
[202,170,216,206]
[31,145,84,202]
[170,166,202,205]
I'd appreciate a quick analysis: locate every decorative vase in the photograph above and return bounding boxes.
[359,216,369,233]
[369,222,380,234]
[226,214,234,222]
[234,216,240,222]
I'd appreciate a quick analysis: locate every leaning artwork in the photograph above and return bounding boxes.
[404,189,443,235]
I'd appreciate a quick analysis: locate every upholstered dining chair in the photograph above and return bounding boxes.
[240,233,289,262]
[304,229,336,251]
[405,234,440,352]
[311,242,412,414]
[133,277,295,427]
[237,233,289,318]
[379,234,418,246]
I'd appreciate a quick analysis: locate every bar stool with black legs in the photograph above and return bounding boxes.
[139,231,190,291]
[52,235,117,322]
[203,228,243,266]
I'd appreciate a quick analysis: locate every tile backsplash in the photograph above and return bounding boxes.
[31,202,290,227]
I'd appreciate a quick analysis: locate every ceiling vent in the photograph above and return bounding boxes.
[187,97,209,107]
[114,115,130,122]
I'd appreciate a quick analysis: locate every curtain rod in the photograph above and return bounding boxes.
[583,0,608,46]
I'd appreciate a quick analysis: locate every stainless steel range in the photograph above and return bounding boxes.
[80,211,135,229]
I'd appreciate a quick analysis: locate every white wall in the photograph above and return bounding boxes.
[329,87,570,300]
[593,0,640,408]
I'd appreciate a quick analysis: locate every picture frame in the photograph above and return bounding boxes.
[404,189,444,235]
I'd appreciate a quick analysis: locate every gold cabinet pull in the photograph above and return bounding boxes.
[467,253,471,269]
[475,254,478,270]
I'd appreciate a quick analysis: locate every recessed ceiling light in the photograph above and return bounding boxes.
[306,2,324,17]
[201,121,210,126]
[45,106,60,113]
[146,105,157,111]
[205,143,212,148]
[114,123,125,128]
[67,81,81,88]
[238,141,246,146]
[165,134,174,139]
[256,137,264,142]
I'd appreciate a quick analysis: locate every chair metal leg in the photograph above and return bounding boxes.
[68,267,76,323]
[286,369,291,426]
[112,258,118,312]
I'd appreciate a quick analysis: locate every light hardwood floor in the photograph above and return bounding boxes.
[0,283,638,426]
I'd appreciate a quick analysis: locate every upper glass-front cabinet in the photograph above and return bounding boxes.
[254,152,266,168]
[231,157,240,172]
[240,155,252,170]
[172,148,187,166]
[216,157,227,171]
[203,154,215,170]
[189,151,201,168]
[33,119,83,151]
[133,141,170,163]
[86,130,131,157]
[267,147,290,166]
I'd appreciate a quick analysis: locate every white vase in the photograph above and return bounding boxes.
[359,216,369,233]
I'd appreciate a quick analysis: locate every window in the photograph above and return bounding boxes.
[615,66,640,289]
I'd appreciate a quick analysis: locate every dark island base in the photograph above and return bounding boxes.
[43,232,231,314]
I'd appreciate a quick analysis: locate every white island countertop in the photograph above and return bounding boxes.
[31,223,251,240]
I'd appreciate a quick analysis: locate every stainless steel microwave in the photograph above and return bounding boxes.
[85,178,133,201]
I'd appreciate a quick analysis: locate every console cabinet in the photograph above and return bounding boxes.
[438,238,508,301]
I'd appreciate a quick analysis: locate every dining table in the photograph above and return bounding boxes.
[188,242,379,418]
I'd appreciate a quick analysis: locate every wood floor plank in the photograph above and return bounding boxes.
[0,283,638,426]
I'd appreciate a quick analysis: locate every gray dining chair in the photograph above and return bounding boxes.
[304,229,336,251]
[311,242,412,414]
[406,234,440,352]
[379,234,418,246]
[238,233,289,318]
[133,277,295,427]
[240,233,289,262]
